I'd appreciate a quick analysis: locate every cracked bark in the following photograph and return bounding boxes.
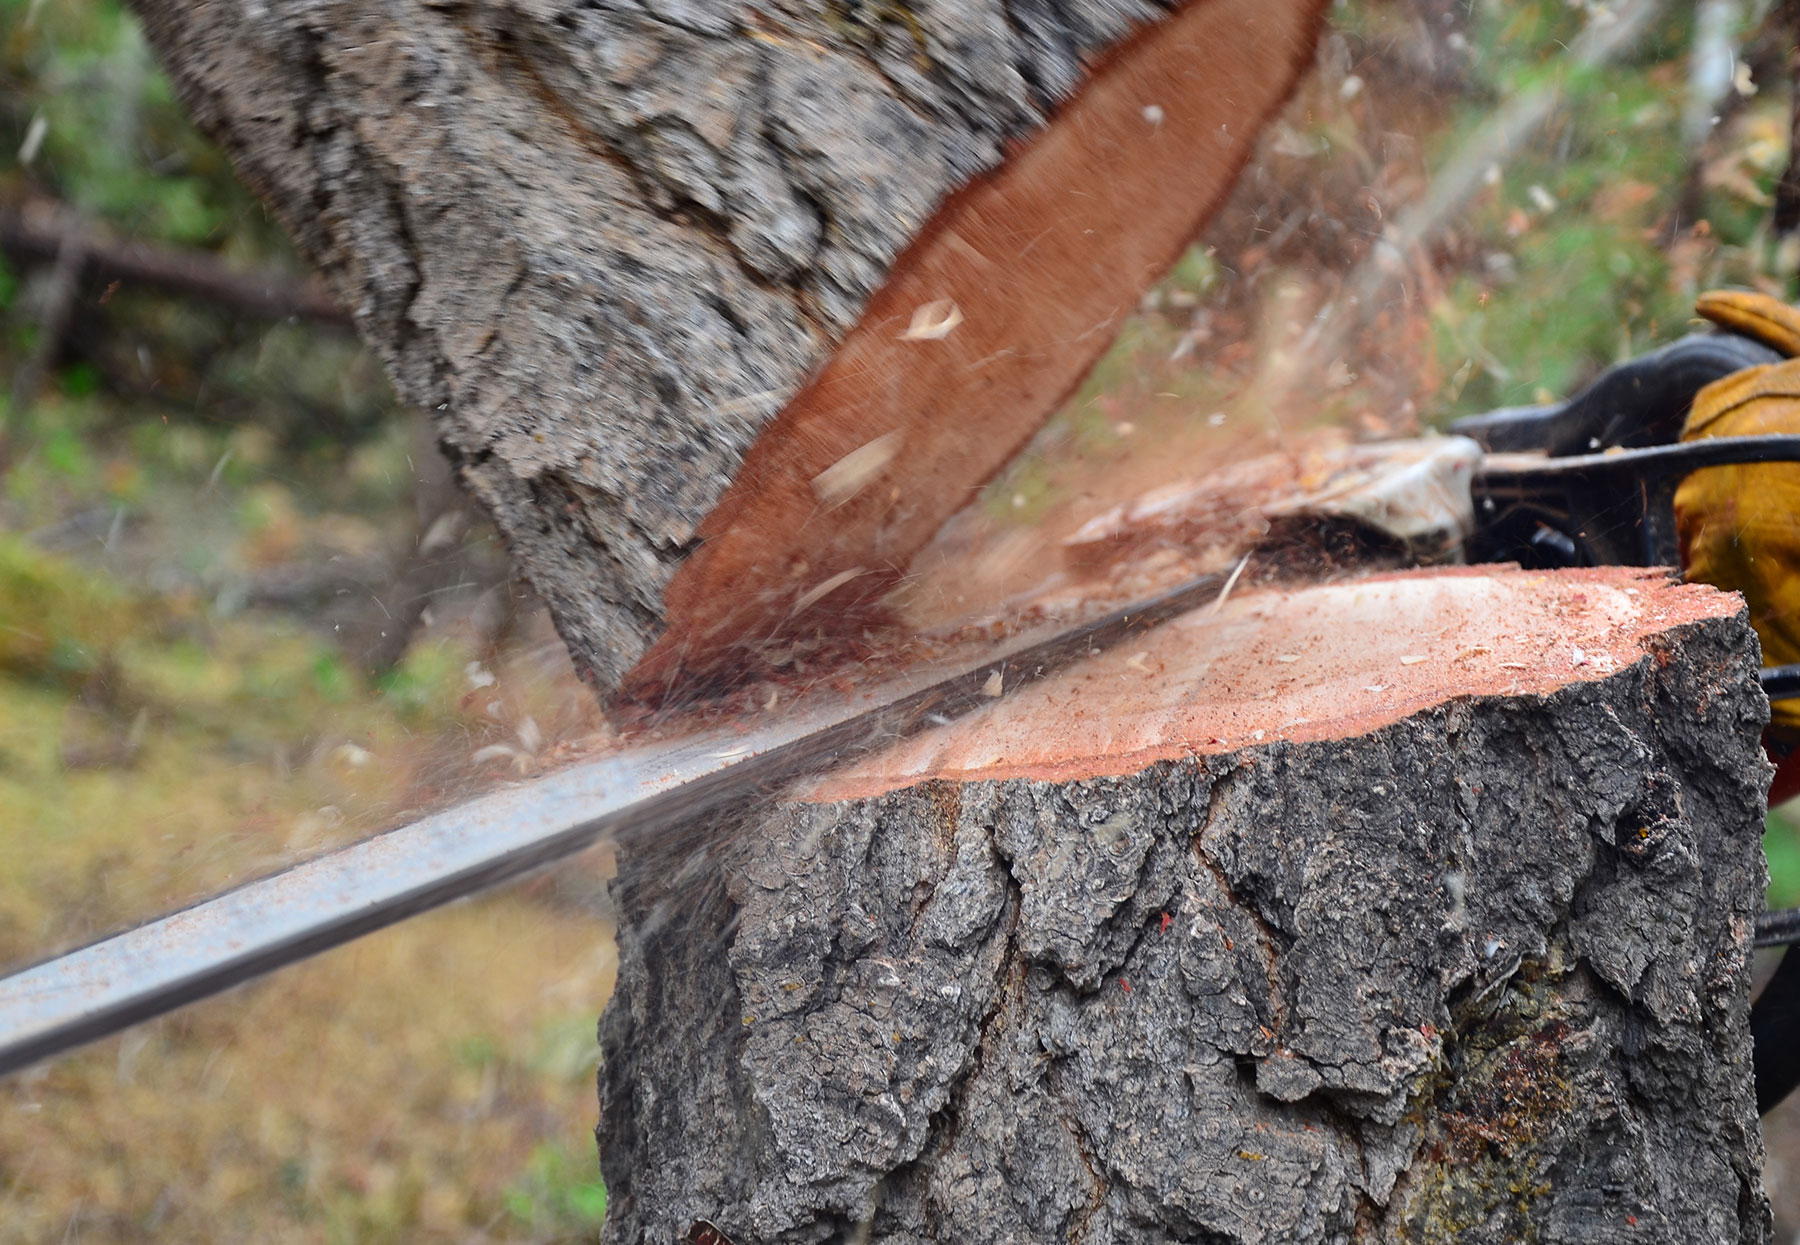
[599,568,1773,1243]
[126,0,1326,703]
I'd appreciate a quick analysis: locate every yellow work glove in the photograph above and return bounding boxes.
[1697,289,1800,356]
[1677,290,1800,737]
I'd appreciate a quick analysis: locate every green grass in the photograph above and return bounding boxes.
[1769,813,1800,910]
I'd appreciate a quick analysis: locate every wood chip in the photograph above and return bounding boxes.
[791,567,865,615]
[812,432,902,506]
[899,298,963,341]
[1399,655,1428,665]
[1210,554,1251,615]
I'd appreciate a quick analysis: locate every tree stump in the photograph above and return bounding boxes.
[127,0,1326,702]
[599,566,1772,1243]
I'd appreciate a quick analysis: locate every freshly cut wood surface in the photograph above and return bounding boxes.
[129,0,1326,703]
[600,566,1772,1242]
[810,565,1733,796]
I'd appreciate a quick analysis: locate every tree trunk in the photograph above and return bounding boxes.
[126,0,1326,704]
[599,566,1772,1243]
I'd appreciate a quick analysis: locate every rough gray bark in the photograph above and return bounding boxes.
[599,574,1773,1243]
[126,0,1324,699]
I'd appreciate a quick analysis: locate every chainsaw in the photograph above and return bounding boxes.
[7,309,1800,1095]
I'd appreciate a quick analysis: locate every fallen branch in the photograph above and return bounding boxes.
[0,198,349,328]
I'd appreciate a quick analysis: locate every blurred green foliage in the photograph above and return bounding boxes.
[0,530,131,679]
[0,0,279,255]
[1769,818,1800,910]
[504,1142,610,1236]
[1429,3,1783,416]
[0,0,399,456]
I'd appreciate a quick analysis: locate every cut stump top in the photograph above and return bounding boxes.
[808,565,1742,800]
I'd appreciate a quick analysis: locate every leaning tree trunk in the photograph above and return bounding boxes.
[599,566,1772,1243]
[127,0,1326,703]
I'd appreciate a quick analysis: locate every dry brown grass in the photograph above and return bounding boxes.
[0,897,616,1241]
[0,533,620,1240]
